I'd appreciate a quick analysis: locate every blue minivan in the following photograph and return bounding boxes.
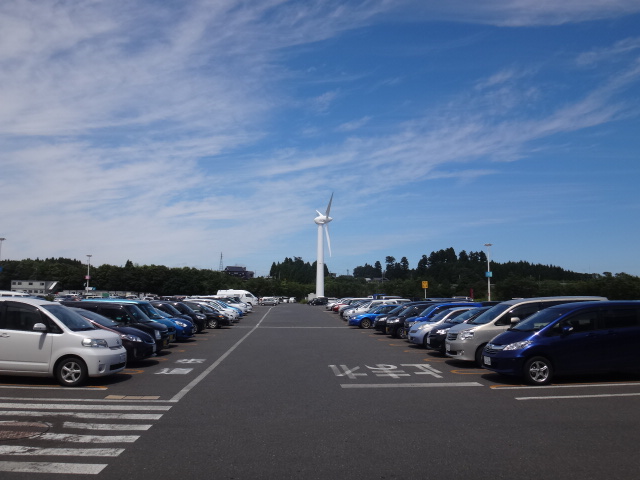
[482,301,640,385]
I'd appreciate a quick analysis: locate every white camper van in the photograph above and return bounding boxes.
[216,289,258,306]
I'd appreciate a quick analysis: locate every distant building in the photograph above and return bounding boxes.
[224,266,254,280]
[11,280,59,295]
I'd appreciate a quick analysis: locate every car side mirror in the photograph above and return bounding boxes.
[561,325,574,335]
[510,317,521,324]
[33,323,48,332]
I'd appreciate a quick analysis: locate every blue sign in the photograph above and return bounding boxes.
[485,271,492,278]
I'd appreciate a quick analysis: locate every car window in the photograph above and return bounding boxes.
[601,307,640,329]
[42,305,96,332]
[552,311,597,334]
[0,303,44,331]
[495,303,539,326]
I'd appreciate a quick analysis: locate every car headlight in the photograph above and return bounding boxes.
[503,340,533,351]
[122,334,142,343]
[435,328,450,335]
[459,329,476,340]
[154,330,161,339]
[175,321,188,328]
[82,338,108,348]
[388,319,399,324]
[417,324,431,331]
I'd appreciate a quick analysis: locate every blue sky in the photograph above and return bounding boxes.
[1,0,639,278]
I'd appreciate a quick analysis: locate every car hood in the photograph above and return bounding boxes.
[488,329,534,346]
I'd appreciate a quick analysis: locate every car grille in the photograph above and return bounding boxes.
[484,344,504,355]
[446,332,458,341]
[110,362,126,371]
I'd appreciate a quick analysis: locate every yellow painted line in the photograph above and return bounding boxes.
[120,369,145,375]
[450,369,485,375]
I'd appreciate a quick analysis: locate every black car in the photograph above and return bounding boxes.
[70,307,156,361]
[308,297,328,306]
[182,301,231,329]
[381,301,437,337]
[151,300,206,333]
[61,300,170,351]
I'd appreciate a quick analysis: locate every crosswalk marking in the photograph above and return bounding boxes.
[0,446,124,457]
[0,403,170,411]
[0,411,164,420]
[38,433,140,443]
[63,422,153,431]
[0,401,171,475]
[0,461,108,474]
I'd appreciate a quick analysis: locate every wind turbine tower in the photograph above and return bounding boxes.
[314,193,333,297]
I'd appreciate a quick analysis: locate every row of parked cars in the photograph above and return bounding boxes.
[0,294,252,386]
[325,295,640,385]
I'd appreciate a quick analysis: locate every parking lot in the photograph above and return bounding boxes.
[1,303,640,479]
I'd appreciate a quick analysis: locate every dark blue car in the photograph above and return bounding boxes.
[482,301,640,385]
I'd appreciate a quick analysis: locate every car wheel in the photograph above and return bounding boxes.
[360,319,371,329]
[207,318,218,329]
[55,357,88,387]
[422,335,430,349]
[475,344,487,367]
[523,356,553,385]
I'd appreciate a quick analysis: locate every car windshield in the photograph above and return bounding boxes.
[510,309,565,332]
[418,305,440,317]
[43,305,96,331]
[429,308,461,322]
[70,308,119,328]
[125,305,153,323]
[450,307,488,325]
[467,303,511,325]
[135,303,164,320]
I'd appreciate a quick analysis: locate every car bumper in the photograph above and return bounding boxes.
[444,340,475,361]
[86,349,127,377]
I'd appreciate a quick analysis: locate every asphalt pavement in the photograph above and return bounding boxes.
[1,303,640,479]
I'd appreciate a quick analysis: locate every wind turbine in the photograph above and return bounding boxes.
[314,193,333,297]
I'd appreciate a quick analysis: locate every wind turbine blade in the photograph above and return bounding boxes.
[325,224,332,257]
[325,193,334,216]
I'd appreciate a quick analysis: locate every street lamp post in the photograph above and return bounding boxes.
[484,243,492,301]
[85,254,92,293]
[0,238,5,262]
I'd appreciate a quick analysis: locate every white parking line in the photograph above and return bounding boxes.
[341,382,483,388]
[169,309,271,402]
[517,392,640,401]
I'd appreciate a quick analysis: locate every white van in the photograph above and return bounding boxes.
[0,298,127,386]
[0,290,30,297]
[216,289,258,306]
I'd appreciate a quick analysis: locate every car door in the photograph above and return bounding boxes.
[0,301,55,373]
[598,305,640,370]
[545,308,601,374]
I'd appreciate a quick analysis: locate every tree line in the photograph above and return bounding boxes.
[1,248,639,301]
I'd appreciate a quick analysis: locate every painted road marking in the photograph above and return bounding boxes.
[341,382,483,389]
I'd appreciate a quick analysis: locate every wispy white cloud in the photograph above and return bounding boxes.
[0,0,639,276]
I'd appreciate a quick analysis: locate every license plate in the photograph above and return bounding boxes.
[484,356,491,366]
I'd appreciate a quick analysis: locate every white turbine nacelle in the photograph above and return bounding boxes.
[315,193,334,298]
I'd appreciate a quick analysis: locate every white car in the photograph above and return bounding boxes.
[0,298,127,386]
[260,297,278,306]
